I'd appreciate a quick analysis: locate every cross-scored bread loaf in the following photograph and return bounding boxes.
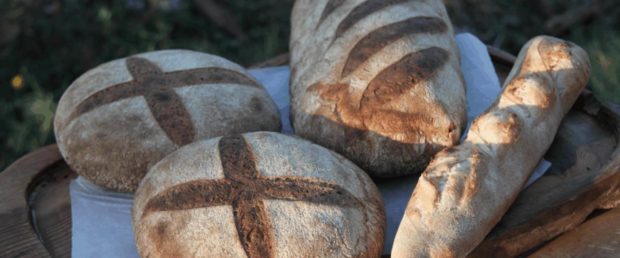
[392,36,591,258]
[132,132,385,258]
[289,0,466,177]
[54,50,281,192]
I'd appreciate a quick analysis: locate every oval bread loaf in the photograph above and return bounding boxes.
[54,50,281,192]
[132,132,385,258]
[392,36,591,258]
[289,0,467,177]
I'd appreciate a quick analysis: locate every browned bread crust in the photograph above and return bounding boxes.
[289,0,466,178]
[133,132,385,258]
[54,50,281,192]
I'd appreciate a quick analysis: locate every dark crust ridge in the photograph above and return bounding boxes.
[334,0,410,39]
[316,0,347,29]
[310,47,450,133]
[362,47,450,106]
[67,57,260,146]
[342,16,447,77]
[142,135,365,258]
[307,47,452,176]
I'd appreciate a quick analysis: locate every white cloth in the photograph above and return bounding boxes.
[70,33,551,257]
[70,177,138,258]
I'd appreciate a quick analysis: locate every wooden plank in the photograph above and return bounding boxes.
[248,53,289,69]
[487,45,517,67]
[470,96,620,257]
[0,145,63,257]
[529,207,620,258]
[29,162,76,258]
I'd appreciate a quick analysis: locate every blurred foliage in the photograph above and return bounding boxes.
[581,32,620,103]
[445,0,620,102]
[1,0,619,170]
[0,0,293,169]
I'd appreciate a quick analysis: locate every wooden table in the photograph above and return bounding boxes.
[1,47,619,258]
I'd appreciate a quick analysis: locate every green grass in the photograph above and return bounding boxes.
[1,0,619,170]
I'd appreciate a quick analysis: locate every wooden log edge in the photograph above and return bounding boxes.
[529,207,620,257]
[471,151,620,257]
[0,145,63,257]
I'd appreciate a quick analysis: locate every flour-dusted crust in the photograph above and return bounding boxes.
[54,50,281,192]
[133,132,385,258]
[289,0,466,177]
[392,36,591,258]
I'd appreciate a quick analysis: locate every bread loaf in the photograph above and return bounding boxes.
[289,0,466,177]
[133,132,385,258]
[54,50,281,192]
[392,36,591,258]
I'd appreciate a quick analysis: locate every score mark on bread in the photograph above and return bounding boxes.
[316,0,346,27]
[309,47,450,139]
[310,0,453,140]
[292,0,465,177]
[66,57,260,146]
[342,16,447,77]
[332,0,410,38]
[142,135,364,258]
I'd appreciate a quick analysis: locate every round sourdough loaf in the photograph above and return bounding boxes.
[289,0,466,177]
[54,50,281,192]
[133,132,385,258]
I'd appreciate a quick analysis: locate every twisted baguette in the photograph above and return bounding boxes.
[392,36,591,258]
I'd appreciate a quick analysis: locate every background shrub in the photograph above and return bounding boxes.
[1,0,618,170]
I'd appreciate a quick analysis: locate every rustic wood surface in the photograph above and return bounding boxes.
[530,208,620,258]
[0,145,72,258]
[1,47,619,258]
[529,207,620,258]
[248,53,289,69]
[487,45,517,67]
[29,161,76,258]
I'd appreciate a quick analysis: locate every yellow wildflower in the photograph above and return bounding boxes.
[11,74,24,90]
